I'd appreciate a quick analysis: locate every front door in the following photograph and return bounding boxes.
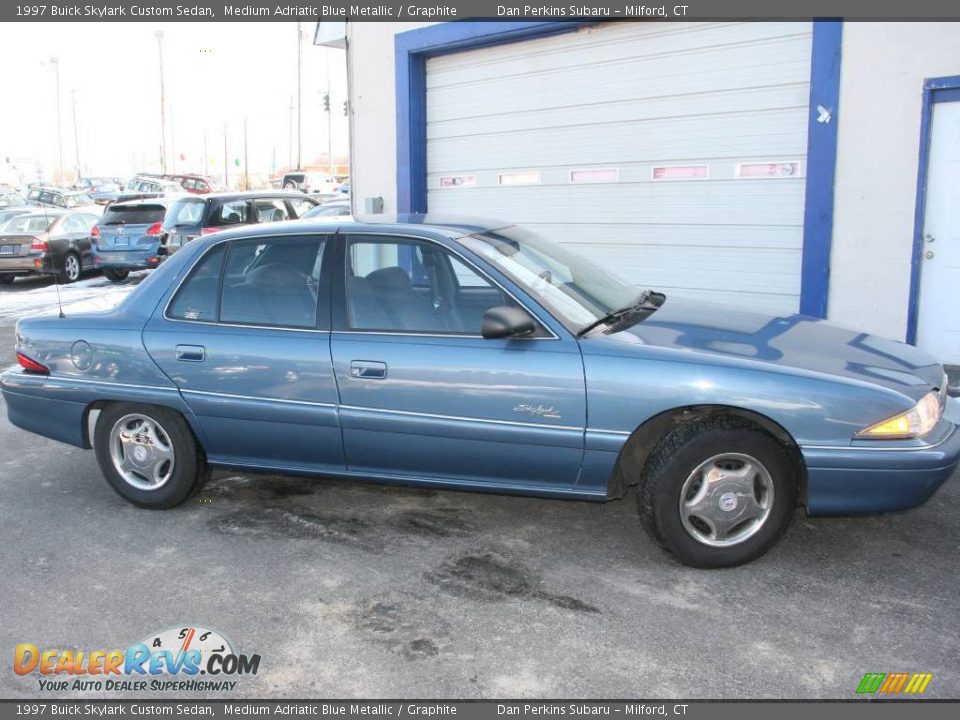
[143,233,344,473]
[329,233,586,492]
[917,98,960,364]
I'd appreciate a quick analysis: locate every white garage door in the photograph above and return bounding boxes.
[425,22,813,314]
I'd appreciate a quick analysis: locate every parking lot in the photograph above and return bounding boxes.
[0,289,958,700]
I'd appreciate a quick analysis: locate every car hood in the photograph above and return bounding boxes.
[584,297,944,402]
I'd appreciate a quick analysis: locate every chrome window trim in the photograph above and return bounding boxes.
[340,230,561,341]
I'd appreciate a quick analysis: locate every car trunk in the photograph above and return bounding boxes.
[0,234,38,257]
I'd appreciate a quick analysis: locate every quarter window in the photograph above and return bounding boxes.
[214,200,249,226]
[287,197,316,218]
[253,199,290,224]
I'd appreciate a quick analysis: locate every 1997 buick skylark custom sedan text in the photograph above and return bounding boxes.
[2,218,957,567]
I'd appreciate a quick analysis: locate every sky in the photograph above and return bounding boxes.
[0,22,349,183]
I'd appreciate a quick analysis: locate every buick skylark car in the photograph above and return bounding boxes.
[2,218,957,567]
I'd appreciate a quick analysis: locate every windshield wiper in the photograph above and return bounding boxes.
[576,291,663,338]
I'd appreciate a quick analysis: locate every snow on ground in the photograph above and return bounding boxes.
[0,272,147,321]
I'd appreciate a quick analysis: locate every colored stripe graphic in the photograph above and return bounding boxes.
[857,672,932,694]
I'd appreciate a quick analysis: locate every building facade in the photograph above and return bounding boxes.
[328,20,960,365]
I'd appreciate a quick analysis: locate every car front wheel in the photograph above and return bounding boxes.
[94,403,208,509]
[637,416,797,568]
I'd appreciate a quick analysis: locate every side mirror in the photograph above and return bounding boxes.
[481,306,536,340]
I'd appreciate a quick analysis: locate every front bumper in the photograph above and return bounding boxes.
[802,397,960,515]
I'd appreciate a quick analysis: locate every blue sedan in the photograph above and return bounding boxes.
[2,218,957,567]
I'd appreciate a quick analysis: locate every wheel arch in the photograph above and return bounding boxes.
[609,404,807,505]
[82,398,208,459]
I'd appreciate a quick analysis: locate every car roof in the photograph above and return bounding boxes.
[172,190,314,202]
[14,208,67,217]
[107,198,169,209]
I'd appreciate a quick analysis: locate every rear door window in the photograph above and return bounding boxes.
[213,200,250,227]
[286,197,316,218]
[253,199,290,223]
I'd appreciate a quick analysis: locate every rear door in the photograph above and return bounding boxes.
[143,233,344,473]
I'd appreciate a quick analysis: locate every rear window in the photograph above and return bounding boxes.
[102,206,166,225]
[164,200,205,228]
[0,215,56,234]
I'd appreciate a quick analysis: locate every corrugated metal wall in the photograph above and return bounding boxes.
[425,21,813,314]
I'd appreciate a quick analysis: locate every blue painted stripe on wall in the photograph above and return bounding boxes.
[799,20,843,318]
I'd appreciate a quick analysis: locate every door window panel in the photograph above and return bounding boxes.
[215,200,249,226]
[345,237,511,334]
[168,244,226,322]
[253,199,290,223]
[287,198,315,218]
[220,237,325,329]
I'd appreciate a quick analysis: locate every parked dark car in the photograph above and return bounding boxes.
[26,187,95,209]
[0,207,101,283]
[74,177,121,205]
[118,176,184,203]
[162,191,318,254]
[299,199,351,219]
[91,200,169,282]
[163,174,223,194]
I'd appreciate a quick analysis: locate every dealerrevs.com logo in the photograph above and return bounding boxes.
[14,626,261,692]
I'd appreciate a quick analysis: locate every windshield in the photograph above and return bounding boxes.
[0,215,56,234]
[460,226,646,331]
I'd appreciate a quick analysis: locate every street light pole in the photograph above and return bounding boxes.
[243,117,249,191]
[49,57,64,184]
[326,48,333,175]
[223,124,228,188]
[296,22,303,170]
[155,30,167,174]
[70,90,81,179]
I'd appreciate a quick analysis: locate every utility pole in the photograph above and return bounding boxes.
[155,30,167,174]
[288,96,294,171]
[203,130,208,177]
[223,124,228,188]
[48,57,64,184]
[296,22,303,170]
[243,117,249,190]
[325,48,333,175]
[70,89,81,179]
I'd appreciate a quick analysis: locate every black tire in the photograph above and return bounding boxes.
[283,181,297,190]
[104,268,130,282]
[0,275,14,285]
[637,416,797,568]
[59,252,81,283]
[93,403,209,509]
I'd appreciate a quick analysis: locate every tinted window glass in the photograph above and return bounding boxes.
[0,215,55,234]
[64,193,92,207]
[345,237,509,334]
[214,200,249,226]
[219,237,324,328]
[168,244,226,322]
[102,205,166,225]
[163,200,205,228]
[253,199,290,223]
[287,197,316,218]
[63,215,90,233]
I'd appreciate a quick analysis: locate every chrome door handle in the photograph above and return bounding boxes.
[349,360,387,379]
[175,344,206,362]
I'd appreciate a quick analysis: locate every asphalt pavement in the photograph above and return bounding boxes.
[0,294,957,700]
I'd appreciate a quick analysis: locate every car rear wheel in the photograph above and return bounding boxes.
[104,268,129,282]
[59,252,81,283]
[0,275,13,285]
[283,181,298,189]
[94,403,208,509]
[637,416,797,568]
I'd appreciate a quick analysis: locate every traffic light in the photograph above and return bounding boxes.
[323,93,330,112]
[342,100,348,117]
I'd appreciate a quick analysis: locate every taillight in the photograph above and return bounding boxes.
[90,225,100,239]
[146,221,163,236]
[30,238,48,252]
[200,227,221,236]
[16,351,49,375]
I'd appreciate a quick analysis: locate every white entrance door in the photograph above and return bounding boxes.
[917,100,960,365]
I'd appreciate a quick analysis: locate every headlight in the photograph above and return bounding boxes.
[855,390,943,440]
